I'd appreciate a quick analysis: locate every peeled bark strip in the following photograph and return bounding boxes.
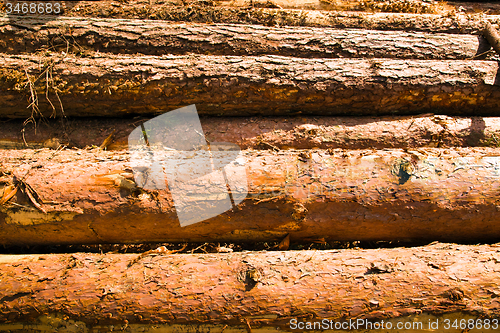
[0,16,491,60]
[2,53,500,118]
[1,147,500,245]
[0,244,499,327]
[2,115,500,151]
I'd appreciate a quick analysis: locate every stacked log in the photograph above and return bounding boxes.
[1,115,499,150]
[0,16,494,58]
[59,0,500,33]
[2,147,500,245]
[0,244,499,330]
[3,53,500,118]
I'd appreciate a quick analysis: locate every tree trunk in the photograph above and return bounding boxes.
[55,0,500,15]
[2,53,500,118]
[223,0,453,13]
[0,16,491,60]
[1,115,500,150]
[0,244,499,328]
[59,0,500,33]
[1,147,500,245]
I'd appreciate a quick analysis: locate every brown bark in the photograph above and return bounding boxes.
[224,0,454,13]
[1,147,500,245]
[59,0,494,16]
[483,22,500,56]
[0,16,491,60]
[2,53,500,118]
[58,1,500,34]
[0,244,499,327]
[1,0,457,14]
[1,115,500,151]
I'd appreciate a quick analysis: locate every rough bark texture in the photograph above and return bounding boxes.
[223,0,454,13]
[55,0,498,16]
[2,53,500,118]
[0,244,499,328]
[1,16,492,60]
[1,0,496,33]
[2,0,458,15]
[55,1,500,34]
[2,115,500,151]
[2,148,500,245]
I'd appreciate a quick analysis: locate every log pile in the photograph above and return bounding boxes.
[1,0,500,330]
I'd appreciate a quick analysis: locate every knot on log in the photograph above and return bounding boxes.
[442,287,465,302]
[238,264,264,291]
[291,202,307,222]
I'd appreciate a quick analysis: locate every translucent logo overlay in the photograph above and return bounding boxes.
[128,105,248,227]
